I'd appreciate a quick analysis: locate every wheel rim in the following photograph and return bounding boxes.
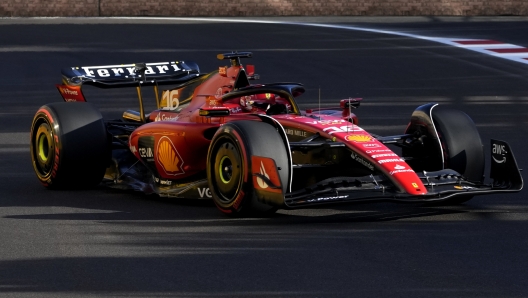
[33,122,54,177]
[213,141,242,203]
[218,156,233,184]
[37,133,49,162]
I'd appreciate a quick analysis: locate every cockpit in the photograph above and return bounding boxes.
[223,92,294,115]
[220,83,305,116]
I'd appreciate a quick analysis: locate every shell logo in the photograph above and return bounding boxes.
[345,135,373,142]
[157,136,184,175]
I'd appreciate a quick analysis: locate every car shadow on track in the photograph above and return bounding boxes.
[0,159,510,225]
[2,183,471,224]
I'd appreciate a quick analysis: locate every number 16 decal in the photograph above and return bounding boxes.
[161,90,179,110]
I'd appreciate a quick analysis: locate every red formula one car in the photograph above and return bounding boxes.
[30,52,523,215]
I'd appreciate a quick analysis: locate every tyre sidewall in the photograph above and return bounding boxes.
[31,108,61,187]
[207,128,250,214]
[30,102,109,189]
[207,120,288,215]
[432,108,485,182]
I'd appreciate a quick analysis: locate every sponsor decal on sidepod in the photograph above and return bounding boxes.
[156,136,185,175]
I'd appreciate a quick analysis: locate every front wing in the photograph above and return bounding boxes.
[282,139,523,208]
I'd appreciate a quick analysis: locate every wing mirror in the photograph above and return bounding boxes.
[340,98,362,109]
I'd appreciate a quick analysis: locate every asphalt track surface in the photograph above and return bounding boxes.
[1,17,528,297]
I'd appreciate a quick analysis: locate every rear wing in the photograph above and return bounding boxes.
[61,61,201,88]
[58,61,203,123]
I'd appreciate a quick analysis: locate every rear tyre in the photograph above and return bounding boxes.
[405,107,484,204]
[30,102,110,189]
[207,120,289,216]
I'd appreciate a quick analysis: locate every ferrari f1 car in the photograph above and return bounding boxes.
[30,52,523,215]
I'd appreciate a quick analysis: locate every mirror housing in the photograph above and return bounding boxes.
[340,98,362,109]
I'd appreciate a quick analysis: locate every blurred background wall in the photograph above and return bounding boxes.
[1,0,527,17]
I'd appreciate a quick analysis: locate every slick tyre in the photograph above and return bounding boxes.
[30,102,110,189]
[405,107,485,204]
[432,108,485,183]
[207,120,289,216]
[430,108,484,204]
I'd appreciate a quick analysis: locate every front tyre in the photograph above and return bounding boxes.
[30,102,110,189]
[404,106,484,204]
[431,108,485,183]
[431,108,484,204]
[207,120,289,216]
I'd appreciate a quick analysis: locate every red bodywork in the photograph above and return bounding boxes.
[50,52,523,208]
[123,60,426,196]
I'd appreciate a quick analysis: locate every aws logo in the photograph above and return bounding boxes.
[492,143,507,164]
[157,136,185,175]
